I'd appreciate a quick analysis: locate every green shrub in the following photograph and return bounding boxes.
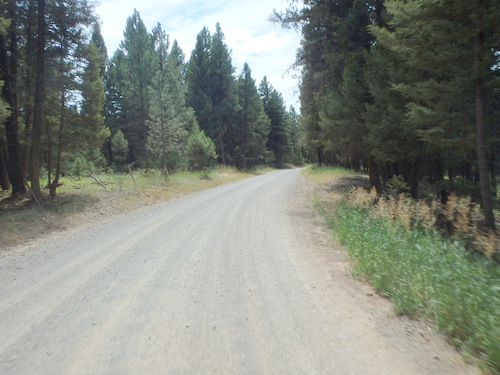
[111,130,129,167]
[186,125,217,171]
[65,155,94,177]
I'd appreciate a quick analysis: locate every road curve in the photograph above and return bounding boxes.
[0,169,475,374]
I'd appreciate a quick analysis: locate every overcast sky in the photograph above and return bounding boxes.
[95,0,302,109]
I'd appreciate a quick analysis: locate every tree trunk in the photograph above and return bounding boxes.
[475,79,495,229]
[316,146,322,167]
[463,159,474,182]
[448,166,456,181]
[0,139,11,191]
[406,160,420,199]
[31,0,46,200]
[474,11,495,230]
[45,105,52,187]
[3,0,26,196]
[0,29,10,192]
[491,159,497,198]
[368,157,381,193]
[23,0,36,173]
[49,83,65,198]
[242,113,248,170]
[218,127,226,165]
[380,162,391,187]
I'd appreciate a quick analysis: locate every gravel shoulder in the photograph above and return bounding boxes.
[0,169,478,374]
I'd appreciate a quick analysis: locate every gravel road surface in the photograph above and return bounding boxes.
[0,169,477,374]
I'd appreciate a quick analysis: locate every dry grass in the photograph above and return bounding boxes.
[0,167,255,250]
[302,165,353,185]
[347,187,499,259]
[303,166,368,212]
[304,165,499,260]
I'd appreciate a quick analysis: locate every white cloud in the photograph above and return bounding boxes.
[95,0,301,108]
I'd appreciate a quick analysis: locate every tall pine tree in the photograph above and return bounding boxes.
[186,27,212,143]
[208,23,236,165]
[116,9,155,164]
[259,77,289,167]
[147,24,195,173]
[234,63,270,169]
[0,0,25,195]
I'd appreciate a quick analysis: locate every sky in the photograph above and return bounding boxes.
[95,0,302,109]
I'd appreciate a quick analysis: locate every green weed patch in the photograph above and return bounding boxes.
[330,205,500,373]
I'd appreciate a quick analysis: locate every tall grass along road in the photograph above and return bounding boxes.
[0,169,476,374]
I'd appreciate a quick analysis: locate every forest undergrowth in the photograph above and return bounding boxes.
[304,166,500,375]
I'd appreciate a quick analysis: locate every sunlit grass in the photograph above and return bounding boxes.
[302,165,354,185]
[0,167,256,249]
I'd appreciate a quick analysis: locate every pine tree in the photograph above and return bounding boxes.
[319,50,369,170]
[299,59,325,165]
[0,136,10,191]
[287,106,303,165]
[186,24,237,165]
[186,27,212,141]
[234,63,270,169]
[165,40,198,170]
[105,49,126,151]
[208,23,236,165]
[147,24,193,173]
[0,4,11,192]
[116,9,155,164]
[91,22,107,78]
[79,42,109,149]
[364,41,422,195]
[147,23,170,172]
[0,79,12,191]
[315,0,373,171]
[0,0,102,198]
[273,0,367,167]
[186,123,217,171]
[45,0,94,197]
[111,129,128,168]
[19,0,38,179]
[0,0,25,195]
[259,77,289,167]
[30,0,47,200]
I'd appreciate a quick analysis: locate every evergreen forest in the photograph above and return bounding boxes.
[273,0,500,230]
[0,1,302,201]
[2,0,500,231]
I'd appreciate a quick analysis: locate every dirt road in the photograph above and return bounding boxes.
[0,169,477,374]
